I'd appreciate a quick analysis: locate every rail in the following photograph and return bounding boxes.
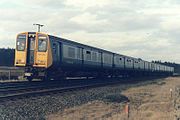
[0,76,166,101]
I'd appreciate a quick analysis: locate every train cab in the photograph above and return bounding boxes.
[15,32,53,80]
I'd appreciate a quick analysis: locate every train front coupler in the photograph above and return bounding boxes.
[24,67,38,81]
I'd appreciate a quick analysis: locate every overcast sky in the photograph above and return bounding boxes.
[0,0,180,63]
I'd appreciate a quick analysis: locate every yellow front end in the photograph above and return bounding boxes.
[15,32,53,73]
[15,32,28,67]
[15,51,27,66]
[33,32,53,68]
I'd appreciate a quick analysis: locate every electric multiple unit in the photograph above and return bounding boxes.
[14,32,174,81]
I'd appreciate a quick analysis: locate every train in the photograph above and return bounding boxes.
[14,32,174,81]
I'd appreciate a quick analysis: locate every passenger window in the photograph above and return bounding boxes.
[92,52,97,61]
[68,47,75,58]
[77,47,82,59]
[116,57,120,64]
[86,51,91,54]
[103,53,111,64]
[86,50,91,60]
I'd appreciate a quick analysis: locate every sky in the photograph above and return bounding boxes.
[0,0,180,63]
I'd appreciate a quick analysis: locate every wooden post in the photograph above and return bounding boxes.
[170,88,172,99]
[125,103,130,119]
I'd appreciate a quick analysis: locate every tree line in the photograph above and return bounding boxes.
[0,48,15,66]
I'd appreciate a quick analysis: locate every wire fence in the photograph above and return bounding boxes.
[0,67,24,80]
[174,86,180,120]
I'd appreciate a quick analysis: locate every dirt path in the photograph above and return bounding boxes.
[46,77,180,120]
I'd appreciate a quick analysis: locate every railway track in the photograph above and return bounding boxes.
[0,76,165,101]
[0,78,128,101]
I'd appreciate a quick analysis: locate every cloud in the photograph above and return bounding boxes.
[65,0,110,9]
[19,0,66,9]
[0,0,179,63]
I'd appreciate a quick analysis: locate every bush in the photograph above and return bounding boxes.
[102,94,129,103]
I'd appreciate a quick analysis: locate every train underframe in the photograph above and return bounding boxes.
[24,67,47,81]
[23,66,173,81]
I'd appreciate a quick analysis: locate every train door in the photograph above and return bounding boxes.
[27,34,36,65]
[98,52,102,67]
[52,42,60,64]
[77,47,83,65]
[81,47,84,68]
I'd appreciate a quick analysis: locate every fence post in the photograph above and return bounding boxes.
[125,103,130,119]
[170,88,173,99]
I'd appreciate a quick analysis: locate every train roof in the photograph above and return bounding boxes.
[48,34,173,68]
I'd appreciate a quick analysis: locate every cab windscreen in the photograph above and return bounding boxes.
[17,34,26,51]
[38,35,47,52]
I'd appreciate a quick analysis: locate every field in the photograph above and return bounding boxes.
[47,77,180,120]
[0,77,179,120]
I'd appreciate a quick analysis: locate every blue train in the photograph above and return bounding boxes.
[14,32,174,81]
